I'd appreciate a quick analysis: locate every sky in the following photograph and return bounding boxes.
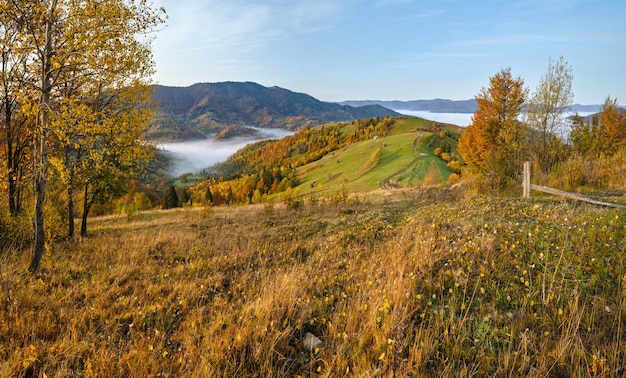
[151,0,625,105]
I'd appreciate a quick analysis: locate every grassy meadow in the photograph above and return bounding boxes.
[294,117,461,196]
[1,188,625,376]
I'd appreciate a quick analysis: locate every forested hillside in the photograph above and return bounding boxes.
[148,82,400,140]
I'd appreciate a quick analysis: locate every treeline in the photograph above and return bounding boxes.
[457,57,626,194]
[0,1,165,271]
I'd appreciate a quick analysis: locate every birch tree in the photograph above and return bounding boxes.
[4,0,164,271]
[525,56,574,172]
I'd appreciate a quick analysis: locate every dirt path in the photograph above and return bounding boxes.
[380,132,425,190]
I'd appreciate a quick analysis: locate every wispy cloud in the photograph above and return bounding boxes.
[154,0,345,53]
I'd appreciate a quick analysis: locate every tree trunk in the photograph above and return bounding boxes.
[80,182,91,237]
[67,182,75,239]
[2,51,19,216]
[29,5,55,272]
[4,96,17,216]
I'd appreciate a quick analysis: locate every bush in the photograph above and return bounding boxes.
[440,152,453,162]
[447,172,460,185]
[0,213,31,253]
[423,163,444,186]
[447,160,462,174]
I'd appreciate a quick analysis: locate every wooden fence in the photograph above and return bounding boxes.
[522,161,626,209]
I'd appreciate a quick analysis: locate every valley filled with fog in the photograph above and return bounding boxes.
[159,127,294,177]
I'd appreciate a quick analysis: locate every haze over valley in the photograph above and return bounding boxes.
[159,126,294,176]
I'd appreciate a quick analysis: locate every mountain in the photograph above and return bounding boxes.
[148,82,400,141]
[339,99,478,113]
[339,99,601,114]
[570,104,601,113]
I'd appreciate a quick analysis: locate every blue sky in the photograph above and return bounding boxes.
[151,0,625,105]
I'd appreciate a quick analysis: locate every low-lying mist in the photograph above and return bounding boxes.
[395,110,474,126]
[396,109,596,134]
[159,127,294,177]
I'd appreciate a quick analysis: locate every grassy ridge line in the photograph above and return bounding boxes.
[1,191,625,376]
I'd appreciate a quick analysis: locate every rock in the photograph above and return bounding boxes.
[302,332,323,352]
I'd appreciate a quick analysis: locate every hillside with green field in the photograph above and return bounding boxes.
[195,116,464,206]
[295,117,463,195]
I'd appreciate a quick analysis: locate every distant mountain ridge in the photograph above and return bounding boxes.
[339,99,600,114]
[339,99,478,113]
[148,82,400,141]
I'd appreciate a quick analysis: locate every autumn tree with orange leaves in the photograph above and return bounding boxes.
[458,68,527,191]
[595,96,626,156]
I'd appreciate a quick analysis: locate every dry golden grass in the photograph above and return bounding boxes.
[1,188,625,376]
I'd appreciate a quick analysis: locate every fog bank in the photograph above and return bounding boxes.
[159,127,294,177]
[396,109,596,130]
[395,110,473,126]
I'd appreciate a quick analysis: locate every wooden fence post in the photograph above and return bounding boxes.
[522,160,626,208]
[523,161,530,198]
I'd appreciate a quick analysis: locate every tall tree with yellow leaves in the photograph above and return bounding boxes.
[458,68,527,190]
[595,96,626,156]
[3,0,164,271]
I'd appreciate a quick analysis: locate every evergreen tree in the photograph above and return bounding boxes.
[205,186,214,205]
[164,186,179,209]
[179,187,191,207]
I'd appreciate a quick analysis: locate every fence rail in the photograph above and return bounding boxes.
[522,161,626,209]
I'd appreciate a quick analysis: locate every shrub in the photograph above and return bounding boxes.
[447,172,460,184]
[423,163,444,186]
[440,152,452,162]
[447,160,462,174]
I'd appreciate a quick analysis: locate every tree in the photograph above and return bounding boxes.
[569,114,597,156]
[458,68,527,189]
[225,186,233,205]
[163,185,179,209]
[595,96,626,155]
[3,0,165,271]
[0,6,32,216]
[179,187,191,207]
[51,85,155,237]
[205,186,214,205]
[525,56,574,172]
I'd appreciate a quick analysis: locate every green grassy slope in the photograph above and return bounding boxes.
[294,116,461,195]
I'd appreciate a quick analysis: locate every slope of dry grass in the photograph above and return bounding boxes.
[1,188,625,376]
